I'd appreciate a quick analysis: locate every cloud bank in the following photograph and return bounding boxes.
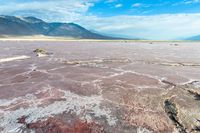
[0,0,93,22]
[78,13,200,40]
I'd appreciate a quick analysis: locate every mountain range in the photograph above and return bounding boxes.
[186,35,200,41]
[1,15,200,40]
[0,15,115,39]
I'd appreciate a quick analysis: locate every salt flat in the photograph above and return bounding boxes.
[0,40,200,133]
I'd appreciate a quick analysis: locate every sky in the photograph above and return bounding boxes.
[0,0,200,39]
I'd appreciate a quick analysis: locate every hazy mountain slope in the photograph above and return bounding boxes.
[186,35,200,41]
[0,15,114,39]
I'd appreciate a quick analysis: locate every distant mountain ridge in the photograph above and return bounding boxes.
[0,15,116,39]
[186,35,200,41]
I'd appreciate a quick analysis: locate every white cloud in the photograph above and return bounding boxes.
[174,0,200,5]
[132,3,143,7]
[0,0,94,22]
[115,4,122,8]
[184,0,200,4]
[77,13,200,40]
[105,0,117,3]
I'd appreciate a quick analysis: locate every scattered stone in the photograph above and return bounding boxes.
[157,62,200,67]
[33,48,52,57]
[17,115,27,125]
[186,81,200,89]
[161,80,176,87]
[187,90,200,100]
[170,44,179,46]
[164,99,187,133]
[33,48,46,54]
[192,119,200,132]
[192,126,200,132]
[64,58,131,65]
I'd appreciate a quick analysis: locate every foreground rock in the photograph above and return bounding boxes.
[33,48,52,57]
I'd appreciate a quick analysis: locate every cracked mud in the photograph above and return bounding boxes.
[0,41,200,133]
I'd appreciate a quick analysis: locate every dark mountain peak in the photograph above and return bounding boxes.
[0,15,23,22]
[0,15,44,24]
[67,23,87,30]
[0,15,16,19]
[22,17,44,23]
[67,23,82,27]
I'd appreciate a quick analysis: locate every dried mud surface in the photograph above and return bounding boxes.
[0,41,200,133]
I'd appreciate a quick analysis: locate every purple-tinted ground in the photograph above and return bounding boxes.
[0,41,200,133]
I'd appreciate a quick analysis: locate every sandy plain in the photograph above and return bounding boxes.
[0,40,200,133]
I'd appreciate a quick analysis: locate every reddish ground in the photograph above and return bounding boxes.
[18,116,105,133]
[0,41,200,133]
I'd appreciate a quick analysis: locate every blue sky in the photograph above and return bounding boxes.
[89,0,200,16]
[0,0,200,39]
